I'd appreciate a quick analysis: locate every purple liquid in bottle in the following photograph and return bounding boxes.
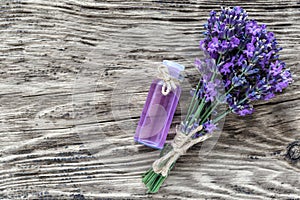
[134,60,185,149]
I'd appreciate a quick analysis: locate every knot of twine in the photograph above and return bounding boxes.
[157,66,179,96]
[152,125,212,177]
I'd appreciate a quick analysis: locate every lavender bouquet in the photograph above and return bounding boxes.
[142,6,293,193]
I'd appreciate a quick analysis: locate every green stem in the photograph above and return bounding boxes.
[189,98,200,120]
[142,163,175,193]
[185,80,201,122]
[187,97,205,127]
[200,102,219,124]
[212,109,231,124]
[197,82,235,125]
[185,53,224,127]
[217,53,223,65]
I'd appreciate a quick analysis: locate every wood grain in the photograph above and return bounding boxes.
[0,0,299,199]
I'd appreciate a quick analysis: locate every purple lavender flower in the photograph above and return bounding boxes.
[196,6,292,116]
[270,60,283,76]
[275,81,290,92]
[199,40,205,51]
[230,37,240,48]
[194,58,202,72]
[237,106,254,116]
[220,62,233,74]
[204,82,218,102]
[203,120,217,133]
[224,80,231,88]
[263,93,275,101]
[237,55,245,66]
[244,43,255,58]
[246,20,261,36]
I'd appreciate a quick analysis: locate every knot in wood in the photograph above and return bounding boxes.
[286,141,300,162]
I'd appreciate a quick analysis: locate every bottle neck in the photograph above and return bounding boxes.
[163,60,185,80]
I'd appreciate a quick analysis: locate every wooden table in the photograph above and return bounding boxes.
[0,0,299,199]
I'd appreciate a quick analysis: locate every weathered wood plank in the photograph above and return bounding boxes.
[0,0,299,199]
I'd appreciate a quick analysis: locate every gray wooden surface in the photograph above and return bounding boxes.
[0,0,300,199]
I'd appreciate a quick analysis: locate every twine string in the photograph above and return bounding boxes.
[152,125,212,177]
[157,66,179,96]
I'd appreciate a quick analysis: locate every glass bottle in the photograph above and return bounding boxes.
[134,60,185,149]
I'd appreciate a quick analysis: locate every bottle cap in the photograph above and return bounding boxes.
[162,60,185,80]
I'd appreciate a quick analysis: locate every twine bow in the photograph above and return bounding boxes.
[157,66,179,96]
[152,125,212,177]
